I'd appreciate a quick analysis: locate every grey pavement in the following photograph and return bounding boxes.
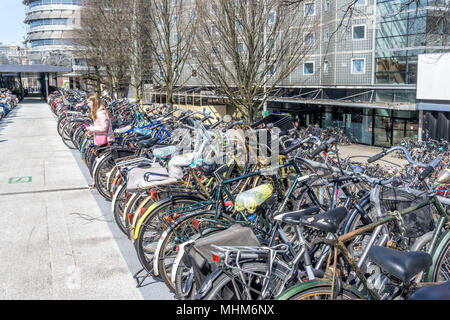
[0,97,174,300]
[338,144,408,169]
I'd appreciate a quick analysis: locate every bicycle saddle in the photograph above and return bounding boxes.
[297,207,348,233]
[153,146,178,159]
[273,207,321,224]
[368,246,432,284]
[137,137,159,148]
[410,281,450,300]
[133,128,153,136]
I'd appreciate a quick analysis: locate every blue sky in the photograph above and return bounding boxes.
[0,0,27,45]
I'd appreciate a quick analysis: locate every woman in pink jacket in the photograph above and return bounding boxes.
[86,93,115,146]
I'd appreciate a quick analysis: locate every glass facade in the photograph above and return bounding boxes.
[28,0,81,8]
[29,18,69,28]
[376,0,450,84]
[30,39,73,47]
[270,95,419,147]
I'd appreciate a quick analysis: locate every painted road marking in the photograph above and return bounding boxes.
[8,177,32,184]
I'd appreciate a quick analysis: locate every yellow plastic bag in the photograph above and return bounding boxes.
[235,183,274,213]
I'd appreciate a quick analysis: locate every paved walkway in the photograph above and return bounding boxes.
[338,144,408,168]
[0,97,173,300]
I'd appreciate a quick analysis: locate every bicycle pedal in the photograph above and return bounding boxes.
[87,184,95,190]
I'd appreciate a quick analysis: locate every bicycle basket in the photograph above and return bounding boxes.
[379,186,435,238]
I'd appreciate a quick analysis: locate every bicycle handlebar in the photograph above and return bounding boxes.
[367,146,440,173]
[222,119,245,132]
[308,137,336,158]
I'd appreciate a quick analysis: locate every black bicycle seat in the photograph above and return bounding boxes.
[273,207,321,225]
[410,281,450,300]
[368,246,432,284]
[297,207,348,233]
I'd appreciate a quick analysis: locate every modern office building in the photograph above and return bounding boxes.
[175,0,449,146]
[22,0,84,88]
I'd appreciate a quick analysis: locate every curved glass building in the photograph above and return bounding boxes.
[23,0,81,63]
[23,0,84,89]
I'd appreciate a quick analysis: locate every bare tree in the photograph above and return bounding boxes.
[76,0,135,98]
[138,0,197,107]
[192,0,319,122]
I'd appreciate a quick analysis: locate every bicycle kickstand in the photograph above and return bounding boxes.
[133,268,153,288]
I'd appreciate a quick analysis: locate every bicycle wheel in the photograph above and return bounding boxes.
[286,285,360,300]
[201,261,290,300]
[93,153,116,200]
[174,228,226,300]
[57,116,68,137]
[432,238,450,282]
[61,122,76,149]
[134,198,205,275]
[157,211,226,292]
[112,182,129,236]
[122,189,151,233]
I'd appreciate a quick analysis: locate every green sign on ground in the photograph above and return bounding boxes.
[8,177,32,184]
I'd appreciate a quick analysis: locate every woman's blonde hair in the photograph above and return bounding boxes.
[88,93,112,121]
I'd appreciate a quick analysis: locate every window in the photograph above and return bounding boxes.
[323,60,329,74]
[237,42,244,53]
[304,62,315,75]
[356,0,366,6]
[305,32,315,45]
[304,2,315,16]
[325,1,330,12]
[192,69,197,77]
[173,34,178,42]
[267,65,274,76]
[352,25,366,40]
[352,58,365,74]
[268,11,275,24]
[324,29,329,42]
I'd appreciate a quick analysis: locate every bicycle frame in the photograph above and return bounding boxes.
[277,192,449,300]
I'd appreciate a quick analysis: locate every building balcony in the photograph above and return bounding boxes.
[28,25,75,33]
[26,4,80,14]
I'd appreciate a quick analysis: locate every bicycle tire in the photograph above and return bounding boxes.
[174,228,226,300]
[201,261,290,300]
[93,153,116,200]
[112,182,129,236]
[432,237,450,282]
[285,285,360,300]
[134,198,205,275]
[157,211,222,292]
[61,122,76,149]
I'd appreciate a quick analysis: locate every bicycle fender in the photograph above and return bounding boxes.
[194,268,225,300]
[133,194,206,241]
[92,152,111,178]
[275,279,365,300]
[130,195,159,241]
[152,210,215,277]
[424,229,450,282]
[171,240,196,284]
[131,201,160,242]
[111,183,124,213]
[153,228,170,277]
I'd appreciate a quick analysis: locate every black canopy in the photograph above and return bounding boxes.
[0,64,72,74]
